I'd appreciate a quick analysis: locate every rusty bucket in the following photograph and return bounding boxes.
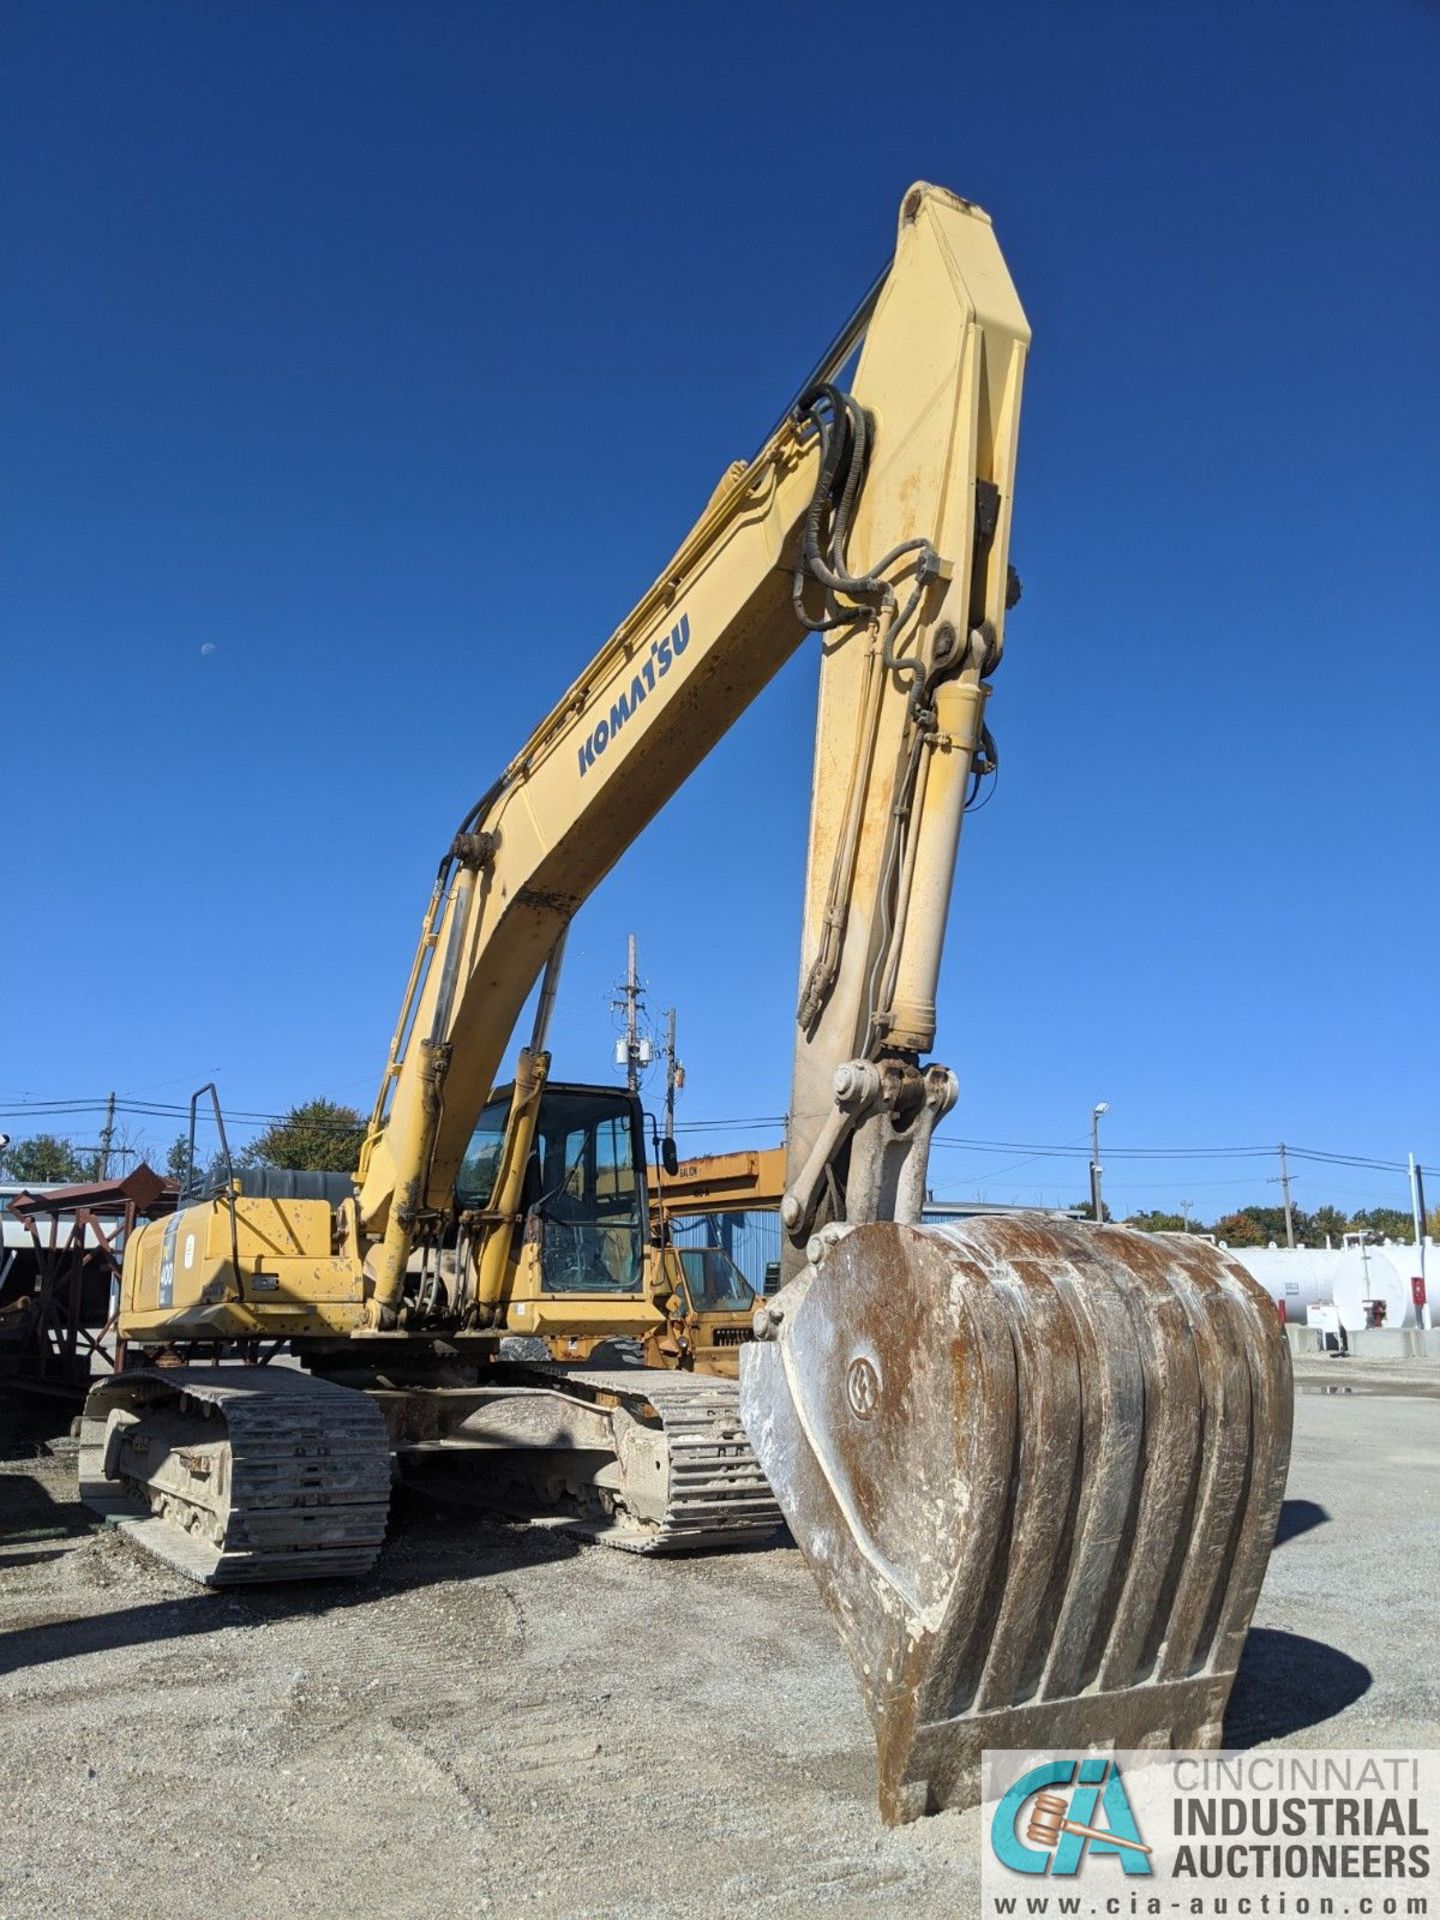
[739,1215,1292,1823]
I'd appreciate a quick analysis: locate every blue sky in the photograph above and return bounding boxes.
[3,0,1436,1221]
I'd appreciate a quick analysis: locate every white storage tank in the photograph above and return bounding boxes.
[1226,1239,1431,1331]
[1234,1244,1346,1324]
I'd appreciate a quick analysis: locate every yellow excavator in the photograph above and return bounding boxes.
[79,184,1292,1823]
[647,1145,787,1361]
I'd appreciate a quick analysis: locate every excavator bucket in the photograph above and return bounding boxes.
[739,1215,1292,1824]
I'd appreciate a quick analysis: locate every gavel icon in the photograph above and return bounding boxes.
[1026,1791,1153,1857]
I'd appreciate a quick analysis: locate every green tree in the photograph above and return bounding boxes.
[246,1099,366,1173]
[165,1133,191,1183]
[1212,1205,1307,1248]
[162,1132,240,1194]
[1349,1206,1415,1242]
[1124,1210,1199,1234]
[1305,1205,1350,1247]
[1069,1198,1113,1222]
[0,1133,88,1184]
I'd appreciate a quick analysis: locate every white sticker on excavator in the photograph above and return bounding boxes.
[157,1215,179,1308]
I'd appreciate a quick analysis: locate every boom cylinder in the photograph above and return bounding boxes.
[884,672,989,1053]
[366,864,478,1324]
[473,1045,549,1312]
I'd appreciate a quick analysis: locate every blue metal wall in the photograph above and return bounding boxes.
[668,1206,782,1293]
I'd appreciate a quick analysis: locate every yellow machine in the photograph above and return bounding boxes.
[649,1144,787,1223]
[642,1146,788,1372]
[80,184,1291,1821]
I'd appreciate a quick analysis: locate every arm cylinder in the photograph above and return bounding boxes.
[473,1045,549,1312]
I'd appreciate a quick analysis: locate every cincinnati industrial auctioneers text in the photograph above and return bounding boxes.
[1171,1757,1430,1885]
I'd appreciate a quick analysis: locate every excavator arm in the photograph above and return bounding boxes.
[350,182,1291,1821]
[357,181,1026,1312]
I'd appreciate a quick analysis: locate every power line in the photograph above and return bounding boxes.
[0,1093,1431,1179]
[932,1137,1433,1176]
[930,1136,1280,1160]
[1286,1145,1424,1174]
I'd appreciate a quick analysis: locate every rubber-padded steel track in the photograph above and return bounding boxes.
[524,1364,784,1552]
[78,1367,391,1586]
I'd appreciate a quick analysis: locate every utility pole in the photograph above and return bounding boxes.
[1410,1153,1429,1331]
[97,1091,116,1182]
[662,1007,684,1143]
[1276,1142,1296,1248]
[1089,1102,1109,1224]
[611,934,650,1093]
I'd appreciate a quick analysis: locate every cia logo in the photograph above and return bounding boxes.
[846,1355,880,1419]
[991,1758,1151,1876]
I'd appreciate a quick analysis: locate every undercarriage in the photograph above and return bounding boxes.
[79,1355,782,1586]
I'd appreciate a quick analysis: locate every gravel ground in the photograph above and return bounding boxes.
[0,1360,1436,1920]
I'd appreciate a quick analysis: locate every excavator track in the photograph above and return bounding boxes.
[78,1367,391,1587]
[519,1364,784,1552]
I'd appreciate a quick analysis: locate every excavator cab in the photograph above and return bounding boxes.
[457,1082,766,1374]
[458,1082,650,1296]
[645,1243,761,1377]
[670,1246,756,1314]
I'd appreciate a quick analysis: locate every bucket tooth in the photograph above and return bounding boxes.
[739,1216,1292,1824]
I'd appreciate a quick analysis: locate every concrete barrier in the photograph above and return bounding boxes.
[1284,1323,1440,1361]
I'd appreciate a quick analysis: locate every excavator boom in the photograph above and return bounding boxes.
[356,182,1028,1316]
